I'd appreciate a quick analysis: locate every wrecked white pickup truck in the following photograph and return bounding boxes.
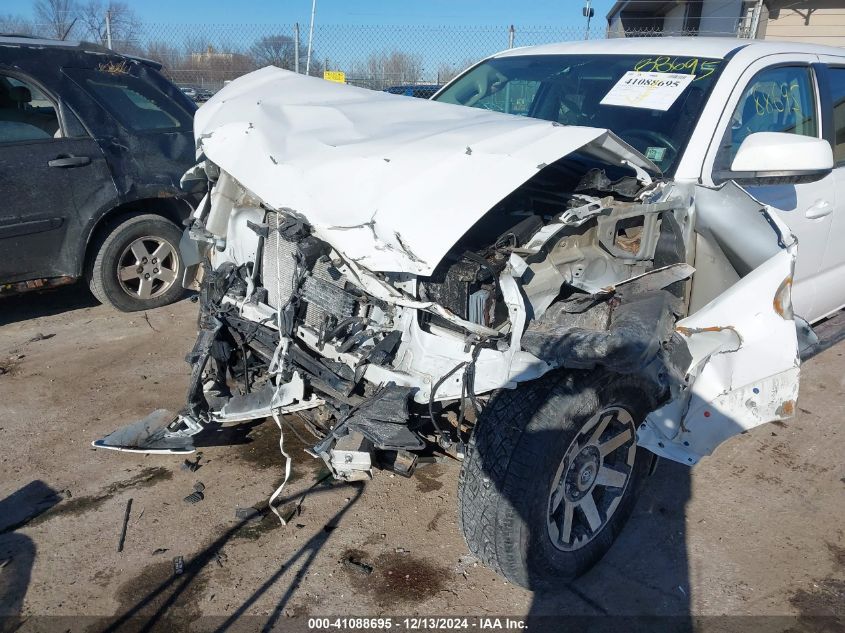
[96,66,822,587]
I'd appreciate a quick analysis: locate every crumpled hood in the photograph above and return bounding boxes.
[195,66,658,275]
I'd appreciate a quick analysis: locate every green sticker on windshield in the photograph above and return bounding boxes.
[645,146,666,162]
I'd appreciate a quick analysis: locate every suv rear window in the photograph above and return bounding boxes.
[65,67,192,133]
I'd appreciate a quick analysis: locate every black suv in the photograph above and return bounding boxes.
[0,35,200,311]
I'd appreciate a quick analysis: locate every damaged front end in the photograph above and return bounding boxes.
[96,68,803,490]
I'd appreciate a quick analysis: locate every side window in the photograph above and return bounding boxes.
[715,66,818,171]
[827,67,845,166]
[66,67,192,133]
[0,74,61,143]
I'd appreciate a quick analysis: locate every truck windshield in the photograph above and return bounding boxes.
[434,54,724,174]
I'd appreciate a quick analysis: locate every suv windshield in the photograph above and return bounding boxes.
[434,54,724,174]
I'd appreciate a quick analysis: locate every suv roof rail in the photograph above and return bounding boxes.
[0,34,110,52]
[0,35,162,68]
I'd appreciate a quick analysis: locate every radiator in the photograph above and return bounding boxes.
[262,211,300,310]
[262,211,356,330]
[302,260,356,329]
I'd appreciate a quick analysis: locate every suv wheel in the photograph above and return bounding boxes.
[457,370,658,589]
[87,214,186,312]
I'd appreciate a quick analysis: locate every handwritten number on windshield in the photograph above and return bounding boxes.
[634,57,719,80]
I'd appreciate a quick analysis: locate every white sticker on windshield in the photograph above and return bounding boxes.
[600,71,695,111]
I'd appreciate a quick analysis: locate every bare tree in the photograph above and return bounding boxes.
[34,0,79,40]
[249,33,324,75]
[0,14,36,35]
[436,59,476,84]
[306,58,324,77]
[250,34,297,70]
[144,41,183,71]
[182,35,209,58]
[366,51,423,89]
[78,0,139,50]
[177,40,256,89]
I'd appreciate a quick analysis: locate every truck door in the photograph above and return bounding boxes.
[813,57,845,319]
[703,55,832,322]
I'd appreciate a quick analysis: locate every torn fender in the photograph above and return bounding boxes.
[638,183,801,465]
[194,66,657,275]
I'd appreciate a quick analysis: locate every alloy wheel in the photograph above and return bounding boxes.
[547,406,637,551]
[117,236,180,300]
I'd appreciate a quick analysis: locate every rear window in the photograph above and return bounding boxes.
[65,66,192,133]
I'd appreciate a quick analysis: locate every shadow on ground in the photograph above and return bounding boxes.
[0,481,63,620]
[524,310,845,630]
[528,459,691,631]
[0,283,99,326]
[0,283,198,327]
[804,310,845,360]
[99,478,364,633]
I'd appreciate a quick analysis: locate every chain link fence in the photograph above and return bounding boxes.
[99,23,747,92]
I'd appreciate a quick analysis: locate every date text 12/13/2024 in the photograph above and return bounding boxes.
[307,617,527,630]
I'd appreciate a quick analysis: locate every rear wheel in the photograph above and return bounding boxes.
[86,214,185,312]
[457,370,658,588]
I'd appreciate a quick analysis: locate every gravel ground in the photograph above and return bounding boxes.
[0,285,843,632]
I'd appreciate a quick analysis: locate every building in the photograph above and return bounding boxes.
[758,0,845,46]
[606,0,845,46]
[606,0,752,36]
[190,46,234,65]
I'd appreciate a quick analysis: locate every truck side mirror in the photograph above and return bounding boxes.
[730,132,833,179]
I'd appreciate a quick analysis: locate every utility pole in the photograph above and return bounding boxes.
[583,0,594,40]
[294,22,300,73]
[507,24,515,48]
[306,0,317,76]
[105,9,113,49]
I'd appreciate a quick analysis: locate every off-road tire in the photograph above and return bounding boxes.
[86,214,186,312]
[458,370,658,589]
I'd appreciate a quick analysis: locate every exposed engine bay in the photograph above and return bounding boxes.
[95,67,804,508]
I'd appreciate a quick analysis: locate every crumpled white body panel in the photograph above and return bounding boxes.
[637,183,801,465]
[194,66,655,275]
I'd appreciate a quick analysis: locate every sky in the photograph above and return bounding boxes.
[4,0,618,27]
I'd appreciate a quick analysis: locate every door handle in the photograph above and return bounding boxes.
[805,199,833,219]
[48,155,91,168]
